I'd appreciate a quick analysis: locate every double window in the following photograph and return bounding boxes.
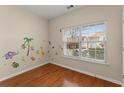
[62,22,106,63]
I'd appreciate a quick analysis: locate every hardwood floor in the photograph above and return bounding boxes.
[0,63,121,87]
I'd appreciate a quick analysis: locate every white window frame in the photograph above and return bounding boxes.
[62,21,108,65]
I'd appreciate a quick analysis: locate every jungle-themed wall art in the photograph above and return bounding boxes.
[3,51,20,68]
[21,37,33,56]
[4,51,19,60]
[1,36,47,69]
[30,56,36,61]
[12,62,19,68]
[40,47,45,57]
[36,47,45,57]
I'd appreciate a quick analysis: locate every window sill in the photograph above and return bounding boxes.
[62,55,109,66]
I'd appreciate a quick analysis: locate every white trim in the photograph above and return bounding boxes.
[0,62,49,82]
[95,75,122,86]
[61,20,108,30]
[62,56,109,65]
[62,21,108,65]
[51,61,122,86]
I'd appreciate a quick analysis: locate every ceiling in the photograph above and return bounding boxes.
[21,5,85,20]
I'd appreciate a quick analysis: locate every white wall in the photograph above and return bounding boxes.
[49,6,123,82]
[0,6,49,79]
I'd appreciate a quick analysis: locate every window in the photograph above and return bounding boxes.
[62,22,106,63]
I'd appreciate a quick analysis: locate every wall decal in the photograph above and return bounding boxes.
[55,52,58,55]
[58,45,63,51]
[48,50,50,53]
[12,62,19,68]
[4,51,19,60]
[60,29,62,32]
[52,46,54,49]
[40,47,45,57]
[61,48,63,51]
[22,37,33,56]
[36,50,39,54]
[49,41,51,45]
[31,56,35,61]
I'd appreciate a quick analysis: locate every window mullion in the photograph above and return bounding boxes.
[95,41,96,60]
[79,27,82,57]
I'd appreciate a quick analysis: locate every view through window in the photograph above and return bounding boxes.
[63,22,106,62]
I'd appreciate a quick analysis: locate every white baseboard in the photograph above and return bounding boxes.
[0,62,48,82]
[50,61,122,86]
[95,75,122,85]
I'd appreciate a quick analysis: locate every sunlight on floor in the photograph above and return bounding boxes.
[62,79,79,87]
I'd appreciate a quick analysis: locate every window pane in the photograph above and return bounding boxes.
[88,50,95,58]
[96,49,104,60]
[81,42,96,58]
[81,26,89,42]
[81,23,106,42]
[81,43,88,57]
[88,42,96,49]
[64,42,79,56]
[89,23,106,41]
[96,42,105,60]
[63,28,71,42]
[96,42,105,48]
[63,27,80,42]
[63,43,68,56]
[88,42,96,58]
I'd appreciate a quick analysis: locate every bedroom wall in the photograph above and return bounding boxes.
[0,6,49,79]
[49,6,123,83]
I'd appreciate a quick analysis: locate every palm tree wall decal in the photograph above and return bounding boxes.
[22,37,33,56]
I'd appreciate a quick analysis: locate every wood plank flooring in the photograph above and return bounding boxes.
[0,63,121,87]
